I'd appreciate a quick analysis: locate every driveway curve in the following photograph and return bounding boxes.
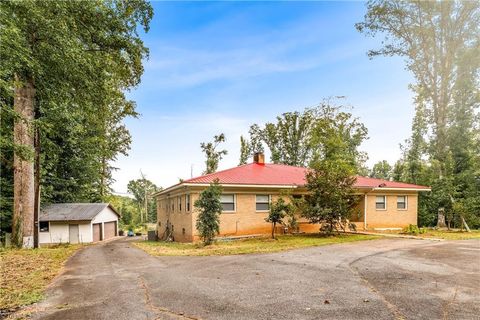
[29,237,480,320]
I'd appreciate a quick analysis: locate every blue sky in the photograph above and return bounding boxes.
[112,1,414,193]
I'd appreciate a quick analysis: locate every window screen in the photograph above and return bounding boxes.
[375,196,386,210]
[256,195,270,211]
[220,194,235,211]
[186,194,190,211]
[397,196,407,209]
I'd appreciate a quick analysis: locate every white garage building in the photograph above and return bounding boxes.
[39,203,120,245]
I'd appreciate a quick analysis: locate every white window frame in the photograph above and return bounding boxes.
[220,194,236,213]
[255,194,271,212]
[397,195,408,210]
[375,195,387,211]
[178,196,182,212]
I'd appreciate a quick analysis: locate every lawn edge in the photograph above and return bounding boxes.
[133,234,383,257]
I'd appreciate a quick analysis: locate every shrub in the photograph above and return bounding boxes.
[402,224,427,235]
[194,180,223,245]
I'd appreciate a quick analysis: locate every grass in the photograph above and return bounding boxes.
[369,228,480,240]
[416,229,480,240]
[0,244,83,311]
[134,233,379,256]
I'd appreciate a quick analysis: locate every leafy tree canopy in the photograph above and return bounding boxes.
[247,100,369,173]
[370,160,393,180]
[358,0,480,228]
[200,133,227,174]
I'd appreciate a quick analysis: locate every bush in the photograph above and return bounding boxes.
[194,180,223,245]
[402,224,427,235]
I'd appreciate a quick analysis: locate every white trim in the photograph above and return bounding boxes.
[155,183,430,197]
[372,187,430,191]
[364,194,368,230]
[155,183,299,196]
[375,195,387,211]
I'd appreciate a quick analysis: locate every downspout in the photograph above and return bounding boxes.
[364,193,367,231]
[363,188,374,231]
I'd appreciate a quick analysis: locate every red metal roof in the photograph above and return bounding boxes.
[183,162,430,190]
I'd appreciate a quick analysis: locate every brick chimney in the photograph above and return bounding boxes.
[253,152,265,165]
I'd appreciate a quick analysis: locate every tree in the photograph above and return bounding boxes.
[127,177,159,224]
[248,100,368,172]
[194,180,223,245]
[309,102,369,171]
[250,110,315,166]
[370,160,393,180]
[200,133,228,174]
[239,136,250,165]
[303,159,358,233]
[105,194,139,229]
[0,0,153,247]
[265,198,292,239]
[357,1,480,228]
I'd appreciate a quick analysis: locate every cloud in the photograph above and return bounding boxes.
[142,12,367,89]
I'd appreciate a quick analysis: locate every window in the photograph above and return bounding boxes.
[397,196,407,210]
[375,196,386,210]
[178,196,182,211]
[256,195,270,211]
[39,221,49,232]
[171,199,174,212]
[220,194,235,212]
[186,194,190,212]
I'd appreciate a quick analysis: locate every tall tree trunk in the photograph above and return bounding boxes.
[34,122,41,248]
[12,76,35,248]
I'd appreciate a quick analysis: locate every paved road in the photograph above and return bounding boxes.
[29,237,480,320]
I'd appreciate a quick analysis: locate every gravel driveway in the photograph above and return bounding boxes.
[29,237,480,320]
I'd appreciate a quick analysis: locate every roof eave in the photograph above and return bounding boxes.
[371,187,431,192]
[154,183,302,196]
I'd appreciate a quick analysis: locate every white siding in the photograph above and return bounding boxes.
[39,221,92,244]
[39,222,69,244]
[39,205,118,244]
[79,223,92,243]
[92,206,119,239]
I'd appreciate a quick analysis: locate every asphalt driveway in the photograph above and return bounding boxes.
[29,237,480,320]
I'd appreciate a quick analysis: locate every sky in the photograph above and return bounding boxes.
[112,1,415,194]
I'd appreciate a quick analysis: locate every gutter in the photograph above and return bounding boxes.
[371,187,431,192]
[154,183,300,197]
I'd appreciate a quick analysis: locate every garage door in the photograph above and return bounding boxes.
[93,223,102,242]
[104,221,117,240]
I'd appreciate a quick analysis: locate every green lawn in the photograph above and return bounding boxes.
[416,229,480,240]
[0,244,83,311]
[369,228,480,240]
[134,233,380,256]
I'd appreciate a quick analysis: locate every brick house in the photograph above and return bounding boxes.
[154,154,430,242]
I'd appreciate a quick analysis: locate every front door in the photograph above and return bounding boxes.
[69,224,79,244]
